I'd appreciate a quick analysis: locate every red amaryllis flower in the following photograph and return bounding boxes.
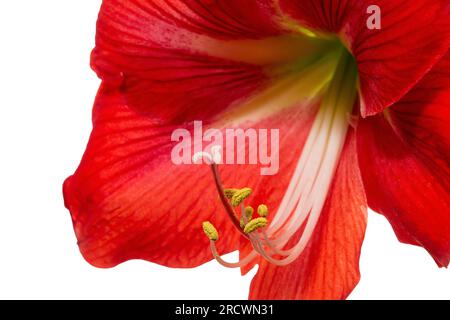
[63,0,450,299]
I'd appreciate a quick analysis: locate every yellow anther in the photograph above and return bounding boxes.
[244,217,268,234]
[257,204,268,217]
[231,188,252,207]
[202,221,219,241]
[240,206,254,229]
[223,188,239,199]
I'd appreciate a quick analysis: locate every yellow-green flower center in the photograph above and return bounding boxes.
[198,27,358,268]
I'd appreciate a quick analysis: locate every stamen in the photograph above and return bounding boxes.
[255,50,358,266]
[231,188,252,207]
[199,50,358,269]
[244,217,268,234]
[202,221,219,242]
[244,206,254,219]
[250,235,292,266]
[257,204,268,217]
[240,206,254,229]
[209,241,258,269]
[267,103,327,234]
[223,188,239,199]
[261,231,292,256]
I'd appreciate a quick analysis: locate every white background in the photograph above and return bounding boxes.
[0,1,448,300]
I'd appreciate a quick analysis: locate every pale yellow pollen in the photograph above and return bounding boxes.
[231,188,252,207]
[202,221,219,241]
[257,204,269,217]
[244,217,268,234]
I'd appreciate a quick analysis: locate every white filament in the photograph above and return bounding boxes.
[210,51,357,268]
[255,51,357,266]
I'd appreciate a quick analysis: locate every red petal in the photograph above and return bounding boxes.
[63,84,320,268]
[357,52,450,267]
[64,88,238,268]
[279,0,450,116]
[91,0,289,122]
[99,0,283,41]
[92,0,338,123]
[249,131,368,300]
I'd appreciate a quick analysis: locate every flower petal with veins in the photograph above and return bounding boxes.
[357,52,450,267]
[279,0,450,116]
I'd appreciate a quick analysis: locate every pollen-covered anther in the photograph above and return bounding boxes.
[257,204,268,217]
[202,221,219,241]
[240,206,254,229]
[223,188,239,199]
[245,206,254,219]
[231,188,252,207]
[244,217,268,234]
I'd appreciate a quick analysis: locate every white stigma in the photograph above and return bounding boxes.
[192,146,222,165]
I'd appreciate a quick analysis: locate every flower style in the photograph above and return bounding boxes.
[63,0,450,299]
